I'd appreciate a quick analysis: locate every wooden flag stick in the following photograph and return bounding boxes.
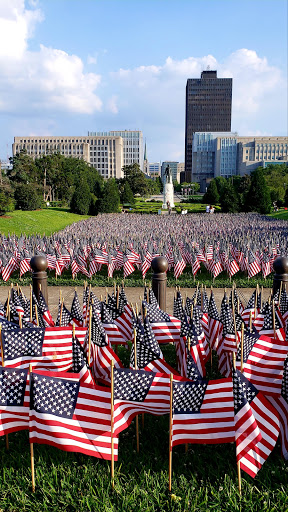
[168,373,173,493]
[133,328,140,453]
[232,353,242,495]
[272,300,276,341]
[29,364,35,492]
[35,305,39,327]
[88,306,92,366]
[249,311,252,333]
[240,323,244,372]
[30,285,33,323]
[59,299,64,327]
[110,360,115,489]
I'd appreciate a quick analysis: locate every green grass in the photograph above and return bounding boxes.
[8,265,274,289]
[1,346,288,512]
[0,208,90,237]
[268,209,288,220]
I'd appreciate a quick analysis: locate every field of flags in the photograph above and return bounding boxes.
[1,280,288,493]
[1,213,288,282]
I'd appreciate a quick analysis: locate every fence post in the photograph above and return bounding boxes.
[30,255,49,305]
[273,256,288,295]
[151,256,168,312]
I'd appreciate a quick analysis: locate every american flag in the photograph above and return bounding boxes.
[55,300,72,327]
[37,290,55,327]
[72,335,93,385]
[0,367,29,435]
[208,291,221,351]
[113,368,171,436]
[173,290,183,320]
[247,250,261,278]
[114,303,133,342]
[70,291,84,327]
[232,368,262,462]
[85,305,122,384]
[1,326,87,371]
[130,316,178,375]
[236,330,288,396]
[241,290,257,326]
[268,356,288,460]
[143,301,181,344]
[101,303,128,346]
[171,377,235,447]
[260,302,285,341]
[29,369,118,460]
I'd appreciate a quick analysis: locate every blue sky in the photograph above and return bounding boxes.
[0,0,287,163]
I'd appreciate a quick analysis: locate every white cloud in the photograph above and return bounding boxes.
[110,50,286,160]
[0,0,103,114]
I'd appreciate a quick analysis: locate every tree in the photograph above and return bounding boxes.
[98,179,120,213]
[122,163,149,196]
[8,150,39,185]
[70,178,91,215]
[245,167,271,214]
[0,183,15,215]
[203,180,220,204]
[14,184,42,210]
[121,181,135,204]
[220,180,239,213]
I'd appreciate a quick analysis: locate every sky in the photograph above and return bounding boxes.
[0,0,287,163]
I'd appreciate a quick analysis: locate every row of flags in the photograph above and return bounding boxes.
[1,282,288,490]
[0,212,287,281]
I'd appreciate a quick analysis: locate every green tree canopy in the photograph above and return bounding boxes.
[245,167,271,214]
[121,181,135,204]
[98,178,120,213]
[0,183,15,215]
[122,163,150,196]
[70,177,91,215]
[203,180,220,204]
[8,150,39,185]
[220,180,239,213]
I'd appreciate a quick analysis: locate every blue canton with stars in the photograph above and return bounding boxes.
[0,368,28,406]
[2,328,45,360]
[30,373,80,419]
[232,368,258,415]
[236,330,259,363]
[173,379,208,414]
[114,368,154,402]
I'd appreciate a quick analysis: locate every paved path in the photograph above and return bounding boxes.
[0,285,271,320]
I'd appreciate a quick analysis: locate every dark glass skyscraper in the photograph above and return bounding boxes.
[184,70,232,182]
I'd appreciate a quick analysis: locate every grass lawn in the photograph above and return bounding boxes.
[269,209,288,220]
[0,208,90,237]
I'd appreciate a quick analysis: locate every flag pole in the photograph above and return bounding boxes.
[59,299,64,327]
[30,285,33,323]
[0,325,9,451]
[241,324,244,372]
[272,299,276,341]
[88,306,92,366]
[168,373,173,493]
[133,327,140,453]
[35,305,39,327]
[29,364,36,492]
[232,353,242,495]
[110,360,115,489]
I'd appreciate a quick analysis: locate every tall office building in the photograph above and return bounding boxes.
[88,130,144,171]
[185,70,232,182]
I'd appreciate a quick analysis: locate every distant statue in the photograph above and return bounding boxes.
[165,165,173,184]
[162,165,175,209]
